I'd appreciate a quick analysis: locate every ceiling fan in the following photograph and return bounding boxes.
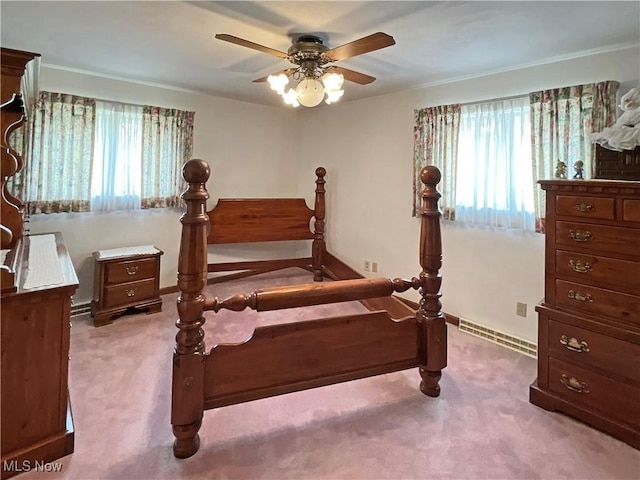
[215,32,396,107]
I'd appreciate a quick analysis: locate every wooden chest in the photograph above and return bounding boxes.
[594,144,640,181]
[531,179,640,448]
[91,246,163,327]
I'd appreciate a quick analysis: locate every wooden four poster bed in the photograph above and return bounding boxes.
[171,159,447,458]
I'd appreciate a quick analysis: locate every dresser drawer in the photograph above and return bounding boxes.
[556,195,614,220]
[548,319,640,383]
[556,221,640,257]
[103,279,156,309]
[555,250,640,292]
[548,357,640,429]
[556,279,640,324]
[105,258,158,285]
[623,199,640,222]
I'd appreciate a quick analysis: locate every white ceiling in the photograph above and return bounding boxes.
[2,1,639,108]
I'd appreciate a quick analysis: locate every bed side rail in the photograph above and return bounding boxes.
[203,276,421,312]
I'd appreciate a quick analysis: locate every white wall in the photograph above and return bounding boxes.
[295,46,640,342]
[31,67,300,304]
[29,47,638,341]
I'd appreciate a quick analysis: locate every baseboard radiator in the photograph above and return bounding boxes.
[71,302,92,317]
[458,318,537,358]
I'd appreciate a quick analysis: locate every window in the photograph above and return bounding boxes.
[413,81,619,233]
[91,102,144,211]
[18,91,194,214]
[455,97,534,230]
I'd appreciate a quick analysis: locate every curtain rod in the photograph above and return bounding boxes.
[90,96,194,113]
[457,80,621,107]
[457,92,530,107]
[93,96,148,108]
[43,89,180,110]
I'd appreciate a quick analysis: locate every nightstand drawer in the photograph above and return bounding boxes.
[556,221,640,256]
[548,319,640,383]
[555,250,640,292]
[556,195,614,220]
[556,279,640,323]
[103,279,156,309]
[105,258,157,284]
[548,357,640,429]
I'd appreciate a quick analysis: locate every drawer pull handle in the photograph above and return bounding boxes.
[574,202,594,212]
[569,230,592,242]
[126,266,139,275]
[126,289,136,297]
[568,290,592,302]
[569,259,592,273]
[559,335,590,353]
[561,374,590,394]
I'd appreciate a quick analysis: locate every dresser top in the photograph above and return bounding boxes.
[93,245,163,261]
[539,178,640,192]
[2,232,78,298]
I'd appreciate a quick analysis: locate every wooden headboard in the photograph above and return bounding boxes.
[206,167,326,281]
[207,198,315,244]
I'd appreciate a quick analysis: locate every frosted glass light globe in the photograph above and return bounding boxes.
[296,78,324,107]
[322,72,344,91]
[268,74,289,95]
[282,88,300,107]
[325,89,344,105]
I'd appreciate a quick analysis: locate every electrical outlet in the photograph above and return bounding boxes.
[516,302,527,317]
[364,260,370,272]
[372,262,378,273]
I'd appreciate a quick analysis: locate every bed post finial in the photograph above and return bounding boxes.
[417,165,447,397]
[182,158,210,184]
[312,167,326,282]
[172,158,210,458]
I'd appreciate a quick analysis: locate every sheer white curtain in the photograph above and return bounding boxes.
[91,101,143,211]
[455,97,534,230]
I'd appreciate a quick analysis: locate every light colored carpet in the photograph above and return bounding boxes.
[19,269,640,479]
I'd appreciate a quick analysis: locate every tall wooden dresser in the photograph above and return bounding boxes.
[1,48,79,478]
[1,234,78,479]
[530,179,640,448]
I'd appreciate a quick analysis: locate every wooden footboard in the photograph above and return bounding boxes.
[172,160,445,459]
[204,311,419,409]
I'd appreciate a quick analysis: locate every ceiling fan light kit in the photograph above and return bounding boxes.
[215,32,395,108]
[268,71,344,107]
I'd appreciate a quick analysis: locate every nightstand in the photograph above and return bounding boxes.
[91,245,163,327]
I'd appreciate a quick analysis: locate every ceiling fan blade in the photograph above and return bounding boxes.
[215,34,288,59]
[252,68,298,83]
[327,66,376,85]
[324,32,395,62]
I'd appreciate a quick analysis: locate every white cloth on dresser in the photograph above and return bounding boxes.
[94,245,159,260]
[23,234,63,289]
